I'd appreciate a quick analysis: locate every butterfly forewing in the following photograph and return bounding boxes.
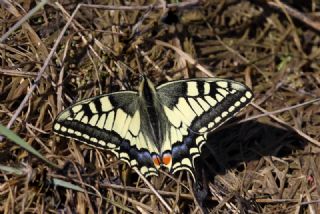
[53,91,159,177]
[156,78,253,177]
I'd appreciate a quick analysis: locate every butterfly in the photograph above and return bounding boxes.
[53,76,253,180]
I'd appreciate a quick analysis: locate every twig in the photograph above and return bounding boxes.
[0,68,39,78]
[267,0,320,32]
[242,97,320,123]
[155,40,214,77]
[0,3,82,141]
[251,102,320,147]
[75,1,201,11]
[215,35,269,81]
[102,182,193,200]
[133,168,173,213]
[0,0,48,42]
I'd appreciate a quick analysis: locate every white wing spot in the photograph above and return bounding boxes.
[208,122,215,129]
[89,102,97,114]
[199,127,207,133]
[181,158,192,167]
[107,143,116,149]
[172,162,181,169]
[180,124,188,135]
[75,111,84,121]
[246,91,253,99]
[196,136,204,145]
[58,111,71,120]
[216,81,228,88]
[235,101,241,107]
[81,116,89,124]
[140,166,148,175]
[89,114,99,126]
[120,153,130,159]
[176,98,196,124]
[129,111,140,136]
[231,82,245,90]
[104,111,115,130]
[221,111,228,118]
[100,97,113,112]
[164,106,181,128]
[98,140,106,146]
[67,129,74,134]
[188,98,204,116]
[197,98,210,111]
[187,82,199,96]
[173,107,191,126]
[149,168,158,175]
[228,106,236,112]
[90,137,98,143]
[190,147,199,154]
[112,109,127,137]
[131,159,138,166]
[214,116,222,123]
[215,93,224,102]
[83,134,89,139]
[61,126,67,132]
[240,96,247,103]
[170,126,178,144]
[161,133,171,152]
[75,131,81,136]
[72,105,82,113]
[204,82,210,94]
[175,128,183,142]
[96,114,106,129]
[54,123,61,130]
[217,88,229,97]
[205,96,217,107]
[120,115,132,137]
[137,133,146,150]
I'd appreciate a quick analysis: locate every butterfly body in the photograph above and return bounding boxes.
[53,76,253,179]
[138,77,165,151]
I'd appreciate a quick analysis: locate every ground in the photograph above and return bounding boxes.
[0,0,320,213]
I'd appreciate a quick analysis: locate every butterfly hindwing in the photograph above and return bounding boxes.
[53,91,159,177]
[157,78,253,177]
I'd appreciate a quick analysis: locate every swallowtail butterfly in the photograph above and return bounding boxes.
[53,76,253,180]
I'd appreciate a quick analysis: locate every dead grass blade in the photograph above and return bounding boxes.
[0,124,59,169]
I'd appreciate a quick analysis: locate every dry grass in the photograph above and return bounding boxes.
[1,0,320,213]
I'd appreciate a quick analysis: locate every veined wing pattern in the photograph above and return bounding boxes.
[53,77,253,179]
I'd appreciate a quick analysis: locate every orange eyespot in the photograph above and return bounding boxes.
[152,155,161,167]
[162,153,172,166]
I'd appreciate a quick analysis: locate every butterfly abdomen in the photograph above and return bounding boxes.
[138,77,169,151]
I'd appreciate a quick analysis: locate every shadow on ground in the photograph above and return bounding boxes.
[203,119,306,178]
